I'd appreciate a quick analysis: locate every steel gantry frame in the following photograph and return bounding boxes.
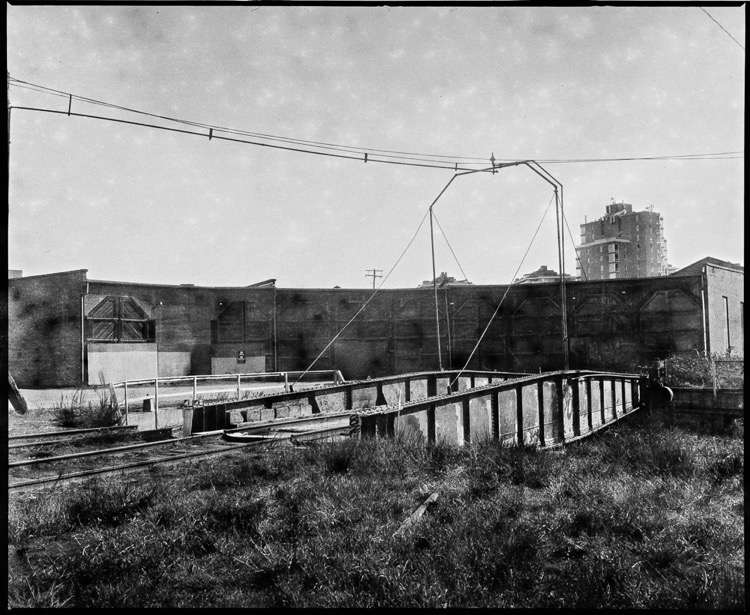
[427,159,570,373]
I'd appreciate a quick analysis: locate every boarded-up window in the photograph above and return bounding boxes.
[217,301,245,342]
[87,297,154,343]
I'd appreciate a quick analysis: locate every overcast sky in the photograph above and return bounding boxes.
[7,5,745,289]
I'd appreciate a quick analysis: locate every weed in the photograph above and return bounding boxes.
[53,388,121,429]
[8,412,745,609]
[66,479,160,527]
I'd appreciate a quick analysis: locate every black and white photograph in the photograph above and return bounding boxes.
[7,4,744,608]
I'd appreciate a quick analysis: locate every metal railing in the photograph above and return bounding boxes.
[186,369,645,448]
[111,370,344,427]
[355,370,646,448]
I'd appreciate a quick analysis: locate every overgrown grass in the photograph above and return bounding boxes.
[8,412,744,608]
[664,352,744,389]
[52,388,121,429]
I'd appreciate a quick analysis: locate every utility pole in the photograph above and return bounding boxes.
[365,268,382,289]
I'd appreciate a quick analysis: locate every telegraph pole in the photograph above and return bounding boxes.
[365,268,382,289]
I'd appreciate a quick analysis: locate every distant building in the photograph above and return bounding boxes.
[576,201,673,280]
[8,269,22,279]
[418,272,472,288]
[514,265,575,285]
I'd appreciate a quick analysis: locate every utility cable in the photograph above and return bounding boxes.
[9,106,481,172]
[431,210,470,283]
[449,191,557,389]
[291,208,431,387]
[8,77,490,167]
[8,77,744,166]
[562,210,588,282]
[700,7,745,50]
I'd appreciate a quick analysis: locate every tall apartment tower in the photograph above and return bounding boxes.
[576,201,671,280]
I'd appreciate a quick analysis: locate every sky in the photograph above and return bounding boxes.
[7,5,745,289]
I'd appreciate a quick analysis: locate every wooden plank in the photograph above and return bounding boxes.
[8,372,28,415]
[395,492,439,536]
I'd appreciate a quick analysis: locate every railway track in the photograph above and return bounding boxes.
[8,412,357,493]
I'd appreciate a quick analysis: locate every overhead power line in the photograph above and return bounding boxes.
[8,76,744,168]
[450,191,558,387]
[700,7,745,50]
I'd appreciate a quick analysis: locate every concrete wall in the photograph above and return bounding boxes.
[87,342,158,384]
[671,387,744,411]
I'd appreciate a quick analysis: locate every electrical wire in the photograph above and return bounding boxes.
[8,77,744,166]
[291,208,431,387]
[449,191,557,388]
[700,7,745,50]
[431,211,470,283]
[9,106,482,172]
[562,211,588,282]
[8,77,491,167]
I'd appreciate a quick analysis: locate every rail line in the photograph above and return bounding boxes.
[8,412,355,492]
[9,369,649,493]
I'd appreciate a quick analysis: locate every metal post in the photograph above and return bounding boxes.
[516,386,524,446]
[124,382,129,426]
[712,360,717,400]
[537,380,545,447]
[237,374,241,399]
[462,397,471,446]
[284,372,289,393]
[429,208,443,371]
[427,402,436,445]
[193,376,197,406]
[444,289,453,369]
[491,391,499,441]
[154,377,159,429]
[553,188,569,371]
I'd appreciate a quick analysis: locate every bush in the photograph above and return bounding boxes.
[664,352,744,389]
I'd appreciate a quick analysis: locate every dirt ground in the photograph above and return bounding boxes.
[7,388,106,436]
[8,381,333,437]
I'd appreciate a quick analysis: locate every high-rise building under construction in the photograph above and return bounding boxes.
[576,201,673,280]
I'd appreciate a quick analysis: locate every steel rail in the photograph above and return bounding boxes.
[8,425,353,492]
[9,424,138,441]
[9,410,355,468]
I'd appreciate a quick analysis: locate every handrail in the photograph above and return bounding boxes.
[110,369,344,388]
[110,369,346,427]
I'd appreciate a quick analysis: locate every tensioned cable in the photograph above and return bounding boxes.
[9,106,481,172]
[449,191,557,389]
[291,208,432,387]
[8,77,744,165]
[429,209,529,369]
[700,7,745,50]
[431,210,470,283]
[8,77,490,166]
[562,210,588,282]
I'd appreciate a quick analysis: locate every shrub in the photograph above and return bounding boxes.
[664,352,744,389]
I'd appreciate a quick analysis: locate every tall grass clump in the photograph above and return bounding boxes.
[53,388,121,429]
[8,413,745,609]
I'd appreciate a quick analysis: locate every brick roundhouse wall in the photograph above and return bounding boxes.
[8,267,743,387]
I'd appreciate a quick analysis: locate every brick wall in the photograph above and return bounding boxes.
[705,265,744,356]
[8,270,87,387]
[9,268,731,386]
